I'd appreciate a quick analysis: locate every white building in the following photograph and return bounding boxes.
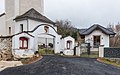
[2,0,44,36]
[61,36,75,55]
[0,0,62,58]
[79,24,115,51]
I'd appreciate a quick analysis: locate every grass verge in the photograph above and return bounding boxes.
[38,48,54,55]
[80,51,99,58]
[97,58,120,67]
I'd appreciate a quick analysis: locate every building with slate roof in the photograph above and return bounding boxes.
[0,0,62,58]
[79,24,115,51]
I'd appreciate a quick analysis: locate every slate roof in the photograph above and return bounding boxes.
[14,8,55,24]
[79,24,116,35]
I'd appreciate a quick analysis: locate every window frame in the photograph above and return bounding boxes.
[67,41,71,49]
[19,37,28,49]
[20,24,23,32]
[9,27,11,35]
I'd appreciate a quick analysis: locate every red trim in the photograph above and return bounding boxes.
[19,37,28,49]
[93,35,94,48]
[100,35,101,45]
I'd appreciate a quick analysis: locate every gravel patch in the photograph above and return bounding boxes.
[0,61,23,71]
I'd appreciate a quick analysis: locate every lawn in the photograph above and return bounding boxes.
[98,58,120,67]
[80,51,99,58]
[38,48,54,55]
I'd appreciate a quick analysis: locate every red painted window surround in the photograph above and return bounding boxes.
[19,37,28,49]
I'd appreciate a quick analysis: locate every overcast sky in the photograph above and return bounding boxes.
[1,0,120,28]
[0,0,4,14]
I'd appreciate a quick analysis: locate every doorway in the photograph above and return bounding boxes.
[93,36,101,48]
[37,34,55,55]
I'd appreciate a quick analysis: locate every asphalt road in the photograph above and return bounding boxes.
[0,55,120,75]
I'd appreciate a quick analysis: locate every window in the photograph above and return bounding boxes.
[20,24,23,32]
[67,41,72,49]
[9,27,11,35]
[44,26,49,33]
[19,37,28,49]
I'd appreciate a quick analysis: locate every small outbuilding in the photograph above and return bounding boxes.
[79,24,115,51]
[61,36,75,55]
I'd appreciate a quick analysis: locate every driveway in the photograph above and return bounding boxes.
[0,55,120,75]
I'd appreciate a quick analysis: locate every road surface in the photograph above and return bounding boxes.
[0,55,120,75]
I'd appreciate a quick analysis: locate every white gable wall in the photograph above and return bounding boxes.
[12,33,35,58]
[12,33,34,49]
[85,30,109,47]
[60,36,75,55]
[14,19,61,54]
[61,36,75,50]
[30,24,61,53]
[15,20,44,34]
[15,19,57,33]
[64,36,75,49]
[28,19,50,31]
[28,19,57,31]
[15,20,28,34]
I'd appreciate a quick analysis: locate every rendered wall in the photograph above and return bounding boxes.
[85,30,109,47]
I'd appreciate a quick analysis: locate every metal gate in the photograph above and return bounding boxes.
[80,43,99,58]
[37,34,55,55]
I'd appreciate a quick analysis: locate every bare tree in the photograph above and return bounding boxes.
[56,20,78,40]
[109,23,120,47]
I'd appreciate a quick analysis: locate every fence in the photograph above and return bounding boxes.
[99,45,120,58]
[104,48,120,58]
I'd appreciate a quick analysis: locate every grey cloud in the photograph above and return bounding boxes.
[0,0,120,28]
[45,0,120,28]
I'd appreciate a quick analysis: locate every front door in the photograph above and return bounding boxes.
[93,36,101,48]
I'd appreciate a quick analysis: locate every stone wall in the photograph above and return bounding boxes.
[0,37,13,60]
[104,48,120,58]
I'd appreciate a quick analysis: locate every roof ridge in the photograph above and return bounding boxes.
[82,24,97,33]
[98,25,115,33]
[18,8,43,17]
[14,8,55,24]
[79,24,115,35]
[106,28,114,32]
